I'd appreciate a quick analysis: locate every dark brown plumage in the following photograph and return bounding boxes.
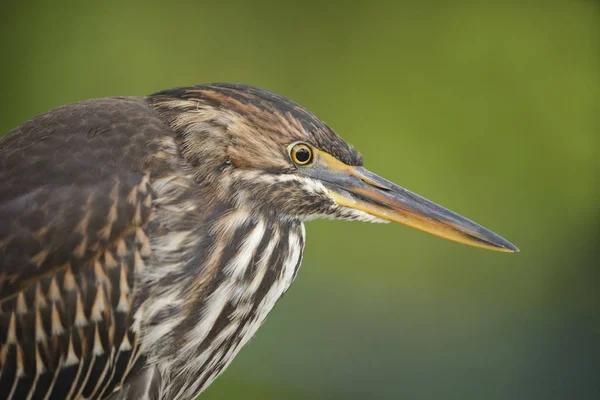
[0,83,517,400]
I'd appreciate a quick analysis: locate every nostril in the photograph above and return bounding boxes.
[360,177,392,191]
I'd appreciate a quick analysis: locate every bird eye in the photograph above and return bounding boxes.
[290,143,313,166]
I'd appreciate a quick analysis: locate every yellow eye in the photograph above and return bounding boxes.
[290,143,313,166]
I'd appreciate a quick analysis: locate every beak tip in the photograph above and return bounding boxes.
[508,244,520,253]
[497,239,519,253]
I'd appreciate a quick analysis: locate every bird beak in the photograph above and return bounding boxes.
[304,149,519,253]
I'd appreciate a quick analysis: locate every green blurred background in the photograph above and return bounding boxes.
[1,1,598,399]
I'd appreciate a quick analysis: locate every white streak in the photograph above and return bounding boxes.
[223,219,265,281]
[93,327,105,356]
[119,335,132,352]
[64,338,79,367]
[180,281,234,357]
[152,230,194,254]
[238,225,303,348]
[282,232,301,291]
[244,228,280,297]
[211,208,250,236]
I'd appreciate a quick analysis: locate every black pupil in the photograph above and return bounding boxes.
[295,148,310,163]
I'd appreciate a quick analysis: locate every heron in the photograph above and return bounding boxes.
[0,83,518,400]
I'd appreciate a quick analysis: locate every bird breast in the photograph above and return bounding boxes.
[137,174,306,399]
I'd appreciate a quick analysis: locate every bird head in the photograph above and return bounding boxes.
[150,83,517,253]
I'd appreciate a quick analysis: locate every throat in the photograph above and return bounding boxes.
[149,213,305,399]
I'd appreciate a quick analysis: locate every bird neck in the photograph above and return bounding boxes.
[139,199,306,397]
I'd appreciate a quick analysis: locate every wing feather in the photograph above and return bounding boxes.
[0,174,153,400]
[0,97,168,399]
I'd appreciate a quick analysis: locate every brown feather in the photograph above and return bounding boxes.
[1,84,359,399]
